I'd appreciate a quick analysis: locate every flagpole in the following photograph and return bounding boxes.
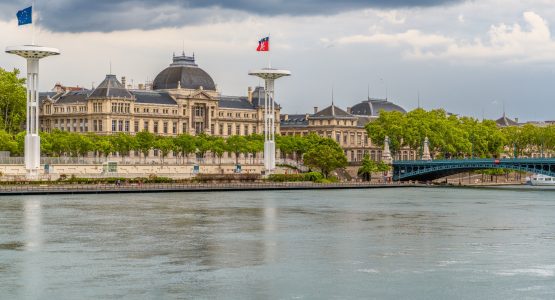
[267,33,271,68]
[32,0,36,45]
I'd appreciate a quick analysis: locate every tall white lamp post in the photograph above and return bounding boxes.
[6,45,60,179]
[248,68,290,173]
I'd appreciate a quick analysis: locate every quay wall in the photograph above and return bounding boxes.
[0,163,268,181]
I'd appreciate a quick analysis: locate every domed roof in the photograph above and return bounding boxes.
[350,98,406,116]
[89,74,133,99]
[152,54,216,91]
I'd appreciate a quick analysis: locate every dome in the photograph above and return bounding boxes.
[350,98,406,116]
[152,54,216,91]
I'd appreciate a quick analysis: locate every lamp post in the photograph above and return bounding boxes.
[248,68,290,174]
[6,45,60,179]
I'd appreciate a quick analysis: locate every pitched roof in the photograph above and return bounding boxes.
[89,74,134,99]
[280,114,309,127]
[130,90,177,105]
[495,114,519,127]
[219,96,255,109]
[312,104,355,119]
[55,90,90,104]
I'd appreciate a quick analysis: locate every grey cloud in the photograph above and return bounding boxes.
[0,0,464,32]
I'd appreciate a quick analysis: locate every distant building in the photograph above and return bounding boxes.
[280,98,415,162]
[495,113,519,127]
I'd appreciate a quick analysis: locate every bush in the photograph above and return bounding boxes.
[267,172,324,182]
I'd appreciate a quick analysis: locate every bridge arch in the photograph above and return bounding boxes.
[392,159,555,181]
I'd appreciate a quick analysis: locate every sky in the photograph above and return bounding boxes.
[1,0,555,121]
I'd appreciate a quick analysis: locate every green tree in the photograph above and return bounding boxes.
[154,136,174,163]
[113,133,136,162]
[210,136,226,165]
[195,134,212,162]
[357,154,377,181]
[0,130,17,154]
[174,133,196,163]
[135,131,154,162]
[226,135,247,164]
[0,68,26,133]
[303,136,348,177]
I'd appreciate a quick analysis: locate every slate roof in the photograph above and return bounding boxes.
[152,54,216,90]
[495,114,519,127]
[280,114,310,127]
[89,74,134,99]
[130,90,177,105]
[219,96,255,109]
[312,104,356,119]
[55,90,90,104]
[250,86,280,108]
[350,98,406,116]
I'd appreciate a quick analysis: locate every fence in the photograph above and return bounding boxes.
[0,181,415,194]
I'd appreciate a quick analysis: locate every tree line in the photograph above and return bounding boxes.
[0,130,348,177]
[366,108,555,159]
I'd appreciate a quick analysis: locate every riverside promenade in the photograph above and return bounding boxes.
[0,181,421,196]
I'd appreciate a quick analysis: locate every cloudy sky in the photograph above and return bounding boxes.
[1,0,555,121]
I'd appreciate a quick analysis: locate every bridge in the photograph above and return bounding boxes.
[392,158,555,181]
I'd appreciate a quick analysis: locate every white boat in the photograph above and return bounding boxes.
[529,174,555,186]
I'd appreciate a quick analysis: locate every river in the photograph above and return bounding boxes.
[1,187,554,299]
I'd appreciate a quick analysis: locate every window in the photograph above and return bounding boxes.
[144,121,149,132]
[227,124,232,135]
[134,121,139,132]
[219,124,223,135]
[210,124,215,135]
[173,122,177,134]
[194,105,205,117]
[194,122,204,134]
[125,120,130,132]
[153,122,158,133]
[118,120,123,132]
[93,120,98,132]
[182,122,188,133]
[236,125,240,135]
[112,120,117,132]
[163,122,168,134]
[98,120,103,132]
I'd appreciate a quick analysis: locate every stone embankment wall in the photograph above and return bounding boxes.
[0,164,268,181]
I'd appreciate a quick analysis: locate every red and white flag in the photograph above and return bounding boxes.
[257,37,269,51]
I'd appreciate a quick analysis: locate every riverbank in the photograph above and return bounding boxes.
[0,181,423,195]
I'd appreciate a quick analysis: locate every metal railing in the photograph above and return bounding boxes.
[0,181,417,194]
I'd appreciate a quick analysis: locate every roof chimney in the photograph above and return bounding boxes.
[247,86,253,103]
[283,114,289,121]
[314,106,319,114]
[138,83,145,90]
[121,76,126,87]
[347,107,352,114]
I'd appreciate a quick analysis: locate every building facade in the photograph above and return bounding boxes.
[39,53,279,138]
[280,98,416,162]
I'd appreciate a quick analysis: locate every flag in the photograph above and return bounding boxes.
[17,6,32,26]
[257,37,269,51]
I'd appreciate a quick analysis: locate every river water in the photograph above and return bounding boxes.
[1,187,555,299]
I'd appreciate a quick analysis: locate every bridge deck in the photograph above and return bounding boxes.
[392,158,555,181]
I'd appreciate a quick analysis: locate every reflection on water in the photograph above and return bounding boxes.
[0,188,555,299]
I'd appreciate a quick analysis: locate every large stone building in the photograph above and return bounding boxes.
[280,98,415,162]
[39,52,412,163]
[39,53,278,138]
